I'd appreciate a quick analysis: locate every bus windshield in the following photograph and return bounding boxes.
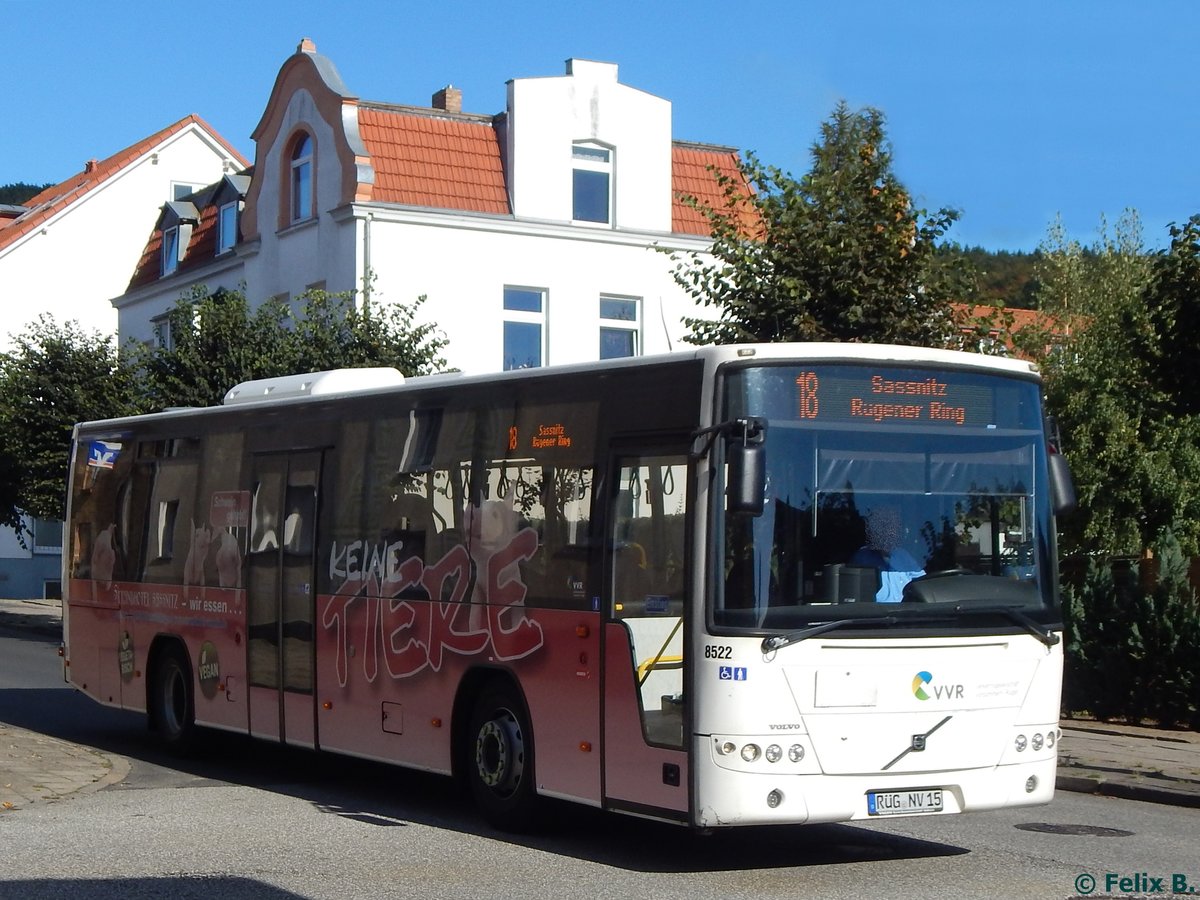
[713,363,1057,631]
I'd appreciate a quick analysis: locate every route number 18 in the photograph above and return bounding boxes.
[797,372,820,419]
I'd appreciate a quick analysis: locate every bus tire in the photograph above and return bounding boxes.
[150,643,196,754]
[467,681,538,831]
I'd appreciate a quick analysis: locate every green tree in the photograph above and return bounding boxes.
[132,284,449,410]
[285,285,449,377]
[939,245,1040,309]
[130,286,291,410]
[1030,211,1200,556]
[670,102,969,348]
[1144,215,1200,416]
[0,317,141,536]
[0,182,53,205]
[1063,530,1200,728]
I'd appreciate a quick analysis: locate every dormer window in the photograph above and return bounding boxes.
[572,142,612,224]
[158,200,197,278]
[218,201,238,254]
[161,226,180,275]
[290,133,314,223]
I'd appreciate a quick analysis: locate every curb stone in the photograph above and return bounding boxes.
[0,722,131,811]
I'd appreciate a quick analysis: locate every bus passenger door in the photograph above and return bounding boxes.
[246,451,321,749]
[602,449,690,818]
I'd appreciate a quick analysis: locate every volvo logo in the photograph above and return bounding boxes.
[882,715,953,770]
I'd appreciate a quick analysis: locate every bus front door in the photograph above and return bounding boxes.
[602,450,690,819]
[246,450,321,748]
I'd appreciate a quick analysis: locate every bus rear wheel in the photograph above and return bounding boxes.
[467,683,538,831]
[151,644,196,754]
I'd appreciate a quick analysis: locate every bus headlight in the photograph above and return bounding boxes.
[1015,734,1027,752]
[718,741,737,756]
[741,743,762,762]
[1032,733,1044,751]
[788,743,805,762]
[1046,730,1056,749]
[766,789,784,808]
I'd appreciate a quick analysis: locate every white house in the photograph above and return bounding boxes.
[0,116,247,600]
[114,39,743,372]
[0,115,249,352]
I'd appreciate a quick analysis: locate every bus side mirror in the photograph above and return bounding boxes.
[727,418,767,517]
[1049,453,1077,517]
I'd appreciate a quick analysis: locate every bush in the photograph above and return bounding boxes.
[1063,530,1200,729]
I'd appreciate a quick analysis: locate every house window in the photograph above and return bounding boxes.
[572,142,612,224]
[599,295,640,359]
[503,286,546,370]
[172,183,198,201]
[161,226,179,275]
[290,133,314,223]
[217,201,238,254]
[32,518,63,553]
[152,316,174,350]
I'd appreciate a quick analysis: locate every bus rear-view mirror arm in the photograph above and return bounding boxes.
[1049,452,1077,518]
[1044,416,1077,518]
[692,417,768,517]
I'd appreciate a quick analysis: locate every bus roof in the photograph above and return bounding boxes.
[73,343,1039,431]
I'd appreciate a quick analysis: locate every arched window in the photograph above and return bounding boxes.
[290,133,313,223]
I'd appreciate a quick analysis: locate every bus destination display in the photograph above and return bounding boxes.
[795,369,996,427]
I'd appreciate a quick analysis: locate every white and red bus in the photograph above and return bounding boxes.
[62,343,1074,830]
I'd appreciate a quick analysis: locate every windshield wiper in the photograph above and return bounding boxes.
[761,616,900,653]
[759,604,1060,653]
[954,604,1061,647]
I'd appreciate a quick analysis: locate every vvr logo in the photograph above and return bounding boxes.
[912,671,933,700]
[912,671,965,701]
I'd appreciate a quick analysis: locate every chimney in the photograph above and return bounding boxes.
[84,159,99,173]
[432,85,462,114]
[298,37,317,54]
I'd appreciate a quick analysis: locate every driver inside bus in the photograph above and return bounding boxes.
[850,506,925,602]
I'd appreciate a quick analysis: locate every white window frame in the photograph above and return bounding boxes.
[503,286,547,370]
[161,226,179,276]
[599,294,641,359]
[217,201,238,254]
[572,141,613,226]
[290,134,314,224]
[152,315,174,350]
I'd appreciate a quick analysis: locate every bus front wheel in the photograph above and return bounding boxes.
[150,643,196,754]
[467,682,538,830]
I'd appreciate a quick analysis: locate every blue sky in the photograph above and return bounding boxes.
[3,1,1194,251]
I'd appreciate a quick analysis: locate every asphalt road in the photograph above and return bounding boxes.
[1,627,1197,900]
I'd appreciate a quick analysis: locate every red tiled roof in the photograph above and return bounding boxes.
[358,106,510,214]
[1,115,248,254]
[128,226,164,291]
[671,143,755,237]
[127,189,226,290]
[356,104,746,233]
[963,305,1069,334]
[126,109,746,291]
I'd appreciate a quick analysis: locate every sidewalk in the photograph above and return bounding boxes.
[1,597,1198,810]
[0,721,131,811]
[0,598,131,811]
[1057,718,1200,808]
